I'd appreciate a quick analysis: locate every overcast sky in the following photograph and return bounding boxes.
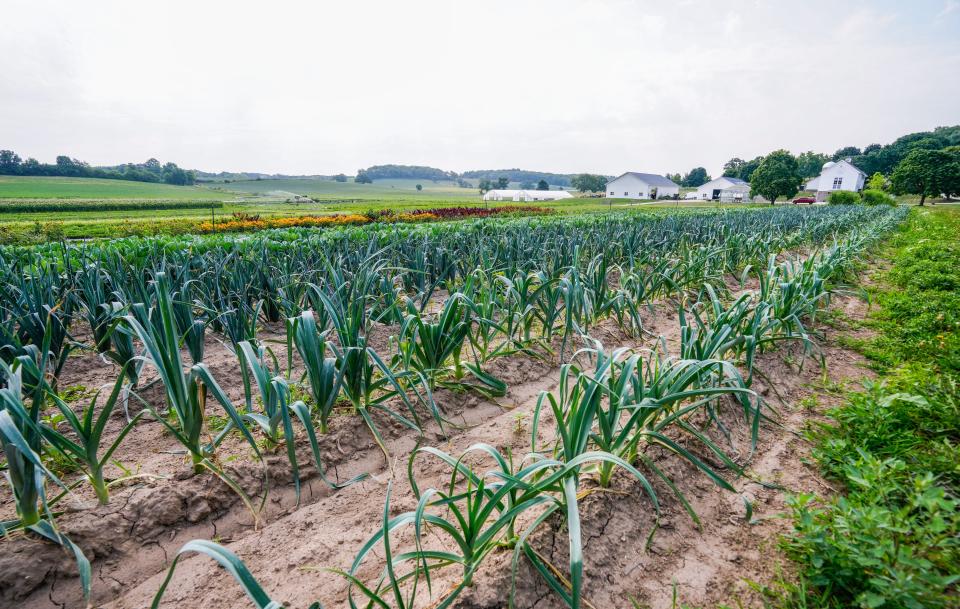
[2,0,959,177]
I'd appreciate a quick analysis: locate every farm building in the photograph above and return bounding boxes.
[606,173,680,199]
[805,159,866,202]
[695,177,750,202]
[482,189,574,202]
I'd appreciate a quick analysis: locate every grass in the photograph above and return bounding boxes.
[0,175,227,200]
[781,207,960,609]
[211,177,475,200]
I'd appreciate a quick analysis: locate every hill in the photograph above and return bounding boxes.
[0,176,226,200]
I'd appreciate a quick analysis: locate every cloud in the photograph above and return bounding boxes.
[935,0,959,20]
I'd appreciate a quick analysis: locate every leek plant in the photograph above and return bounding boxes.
[396,293,506,398]
[171,272,206,364]
[319,290,439,461]
[123,273,262,512]
[288,310,341,434]
[151,539,286,609]
[0,340,91,603]
[75,262,114,353]
[19,372,145,505]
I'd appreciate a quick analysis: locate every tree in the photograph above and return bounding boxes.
[333,173,347,182]
[536,179,549,191]
[796,151,830,179]
[415,184,422,191]
[478,178,494,194]
[680,167,710,187]
[866,172,887,192]
[722,158,745,178]
[724,156,764,181]
[832,146,862,160]
[0,150,22,174]
[355,170,373,184]
[496,177,509,189]
[749,150,801,205]
[739,156,764,182]
[570,174,608,193]
[666,172,683,184]
[891,148,960,205]
[160,162,195,186]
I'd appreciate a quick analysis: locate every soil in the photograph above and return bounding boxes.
[0,281,877,609]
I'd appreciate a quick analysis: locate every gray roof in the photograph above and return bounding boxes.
[724,177,747,184]
[612,172,679,188]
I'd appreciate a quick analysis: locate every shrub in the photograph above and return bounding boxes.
[827,190,860,205]
[785,455,959,609]
[861,189,896,206]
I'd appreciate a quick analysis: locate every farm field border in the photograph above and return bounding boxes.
[778,207,960,609]
[0,205,907,609]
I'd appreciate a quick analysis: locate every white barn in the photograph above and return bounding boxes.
[482,189,574,202]
[606,173,680,200]
[805,159,866,202]
[695,177,750,202]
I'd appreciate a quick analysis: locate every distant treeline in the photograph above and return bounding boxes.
[461,169,573,187]
[355,164,459,183]
[0,150,197,186]
[722,125,960,182]
[0,200,223,214]
[352,165,577,187]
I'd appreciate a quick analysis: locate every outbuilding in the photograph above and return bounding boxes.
[695,177,750,202]
[482,189,574,202]
[605,173,680,200]
[805,159,866,202]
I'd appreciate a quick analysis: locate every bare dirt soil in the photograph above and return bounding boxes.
[0,285,876,609]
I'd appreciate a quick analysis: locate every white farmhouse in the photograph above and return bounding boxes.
[482,189,574,202]
[805,159,866,202]
[695,177,750,202]
[606,173,680,200]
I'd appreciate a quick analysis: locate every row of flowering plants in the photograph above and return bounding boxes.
[197,206,553,234]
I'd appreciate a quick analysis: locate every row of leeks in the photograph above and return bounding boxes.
[0,206,908,606]
[323,212,907,609]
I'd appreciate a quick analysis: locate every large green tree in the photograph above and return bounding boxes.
[891,148,960,205]
[749,150,801,205]
[536,179,549,191]
[570,173,608,193]
[723,156,764,181]
[0,150,22,174]
[680,167,710,187]
[796,151,830,179]
[832,146,862,161]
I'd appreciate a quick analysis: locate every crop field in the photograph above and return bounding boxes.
[0,176,750,242]
[213,177,479,200]
[1,204,939,609]
[0,176,229,200]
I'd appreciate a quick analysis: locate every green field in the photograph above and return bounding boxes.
[0,175,776,242]
[213,177,479,201]
[0,175,229,200]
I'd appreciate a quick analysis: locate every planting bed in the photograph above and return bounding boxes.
[0,206,907,609]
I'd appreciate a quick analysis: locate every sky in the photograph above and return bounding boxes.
[2,0,959,177]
